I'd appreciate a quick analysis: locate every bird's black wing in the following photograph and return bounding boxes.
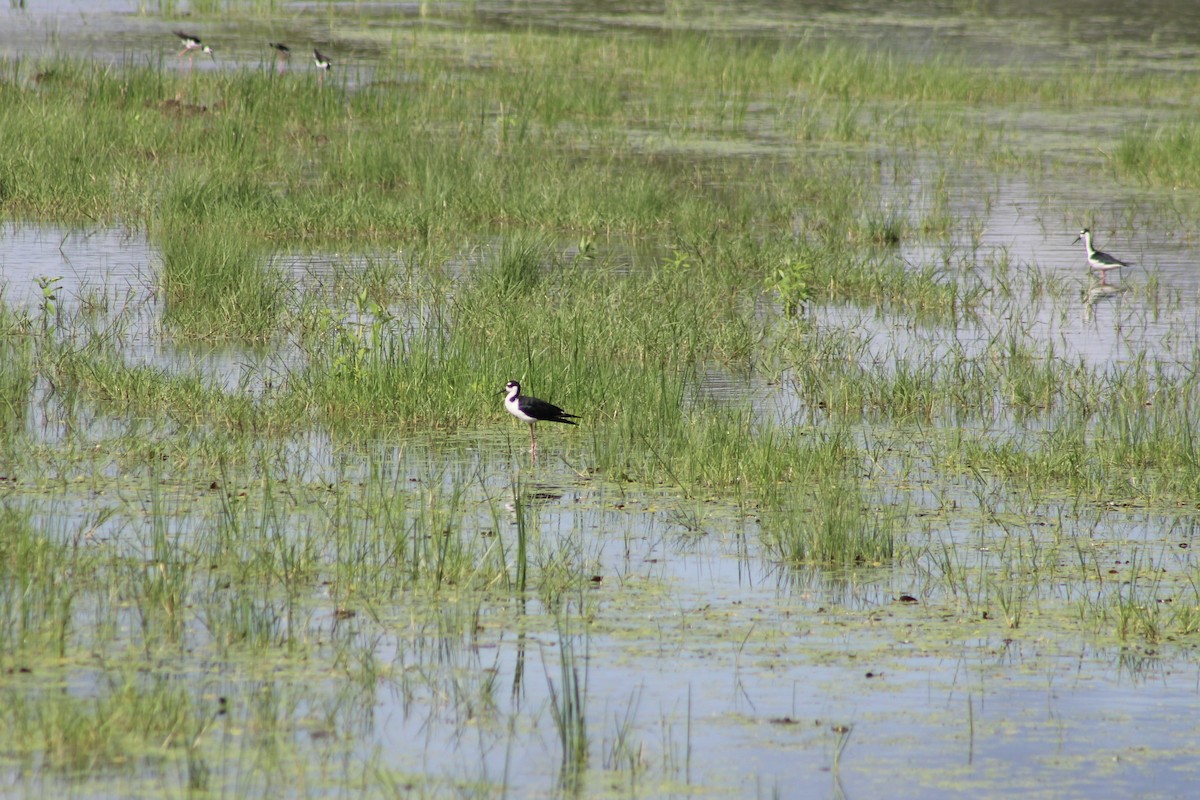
[1094,250,1130,267]
[522,396,580,424]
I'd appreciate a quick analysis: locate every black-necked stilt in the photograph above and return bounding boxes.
[269,42,290,72]
[502,381,578,456]
[313,49,332,86]
[1074,229,1130,286]
[174,31,214,68]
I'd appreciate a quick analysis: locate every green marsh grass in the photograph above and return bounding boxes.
[3,671,199,775]
[6,12,1200,797]
[0,302,36,438]
[547,625,589,791]
[297,235,765,434]
[481,231,555,297]
[1116,122,1200,188]
[0,432,560,791]
[51,344,267,433]
[762,477,897,567]
[0,32,1190,244]
[4,35,1189,245]
[157,220,290,342]
[809,251,968,319]
[757,430,897,566]
[934,362,1200,504]
[0,506,87,658]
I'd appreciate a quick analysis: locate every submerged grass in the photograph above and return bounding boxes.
[0,303,36,438]
[4,672,200,776]
[0,506,87,658]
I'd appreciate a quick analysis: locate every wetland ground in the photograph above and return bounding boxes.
[2,1,1200,798]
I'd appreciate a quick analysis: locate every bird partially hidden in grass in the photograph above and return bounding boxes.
[1074,228,1131,286]
[269,42,290,72]
[313,48,332,86]
[502,381,578,458]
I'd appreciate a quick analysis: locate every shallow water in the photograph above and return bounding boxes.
[5,411,1198,797]
[4,2,1200,799]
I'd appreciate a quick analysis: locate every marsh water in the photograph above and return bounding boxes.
[4,1,1200,798]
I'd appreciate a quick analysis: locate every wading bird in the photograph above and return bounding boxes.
[502,381,578,458]
[174,31,214,68]
[1074,228,1130,286]
[313,48,331,86]
[269,42,290,72]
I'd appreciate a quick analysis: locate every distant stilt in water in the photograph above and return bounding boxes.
[1074,228,1130,286]
[501,381,579,460]
[174,31,214,70]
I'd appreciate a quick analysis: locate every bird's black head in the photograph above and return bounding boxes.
[1074,228,1090,244]
[504,380,521,395]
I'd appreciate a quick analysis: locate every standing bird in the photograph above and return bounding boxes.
[502,381,579,458]
[269,42,290,72]
[174,31,214,68]
[1074,228,1130,286]
[313,48,332,87]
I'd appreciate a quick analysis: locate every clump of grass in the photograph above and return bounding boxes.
[0,506,87,657]
[1067,547,1200,644]
[757,431,897,567]
[51,344,266,433]
[762,478,896,566]
[296,232,765,433]
[547,626,589,792]
[3,672,200,776]
[1115,122,1200,188]
[0,301,36,439]
[480,231,556,298]
[808,248,964,318]
[774,324,994,423]
[852,205,907,247]
[157,224,290,341]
